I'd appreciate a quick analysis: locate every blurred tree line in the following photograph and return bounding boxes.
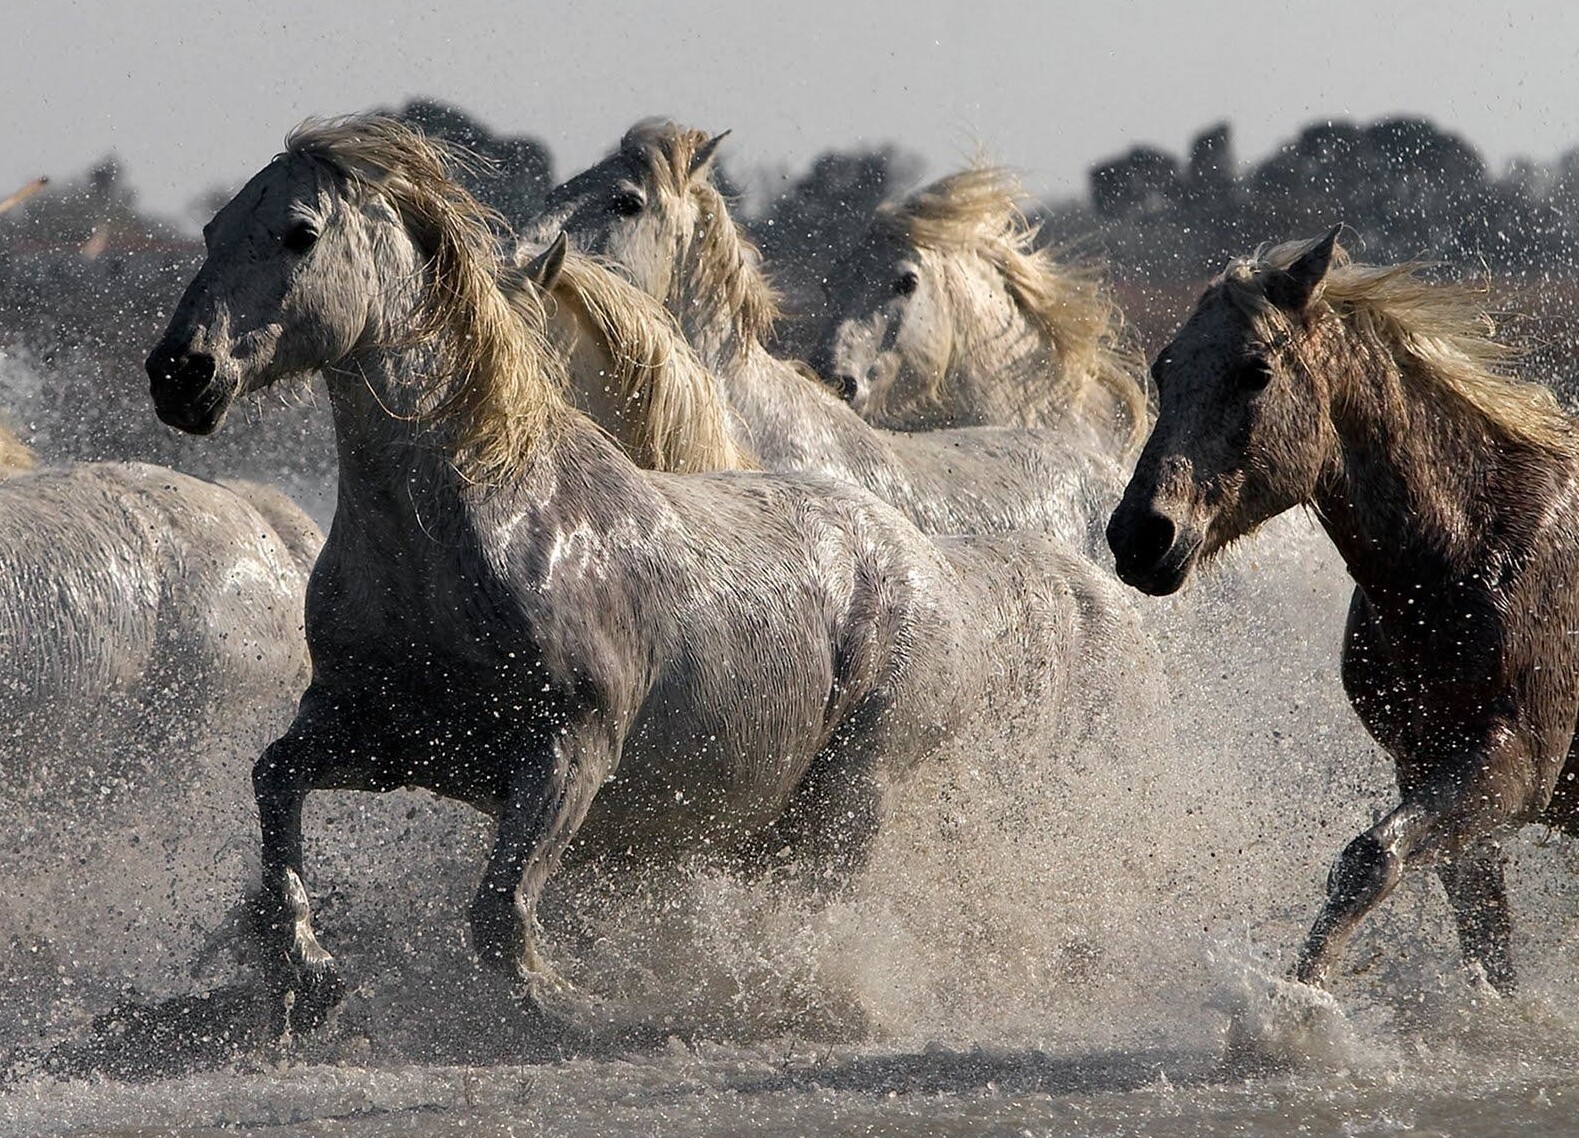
[1064,116,1579,279]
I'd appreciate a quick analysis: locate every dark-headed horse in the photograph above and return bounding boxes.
[1109,230,1579,994]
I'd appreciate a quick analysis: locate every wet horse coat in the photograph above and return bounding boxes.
[1108,230,1579,993]
[148,116,1161,1030]
[0,462,316,761]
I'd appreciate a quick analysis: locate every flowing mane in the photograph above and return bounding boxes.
[0,422,36,476]
[618,120,780,357]
[1219,237,1577,457]
[286,115,572,478]
[876,166,1148,446]
[521,251,758,473]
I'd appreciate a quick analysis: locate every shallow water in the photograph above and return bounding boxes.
[6,501,1579,1136]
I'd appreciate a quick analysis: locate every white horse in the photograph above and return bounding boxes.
[524,122,1128,553]
[817,166,1147,446]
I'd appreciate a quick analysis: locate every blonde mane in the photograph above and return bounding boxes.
[0,421,36,477]
[286,115,571,479]
[618,121,779,356]
[1222,237,1576,456]
[524,251,758,473]
[877,166,1148,447]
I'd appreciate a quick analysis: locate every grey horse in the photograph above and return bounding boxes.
[147,115,1160,1036]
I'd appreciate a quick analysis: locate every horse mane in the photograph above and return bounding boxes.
[0,421,36,477]
[877,166,1148,446]
[285,115,571,479]
[525,250,759,473]
[617,120,780,356]
[1222,236,1576,457]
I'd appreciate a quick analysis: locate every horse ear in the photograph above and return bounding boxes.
[689,131,731,177]
[524,233,568,292]
[1268,225,1342,312]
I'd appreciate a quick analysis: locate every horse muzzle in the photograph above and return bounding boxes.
[146,343,234,435]
[1106,503,1205,596]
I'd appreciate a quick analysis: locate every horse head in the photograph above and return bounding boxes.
[524,122,727,300]
[146,133,412,434]
[1108,228,1342,594]
[817,221,954,421]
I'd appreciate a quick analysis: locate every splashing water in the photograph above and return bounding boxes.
[8,461,1579,1133]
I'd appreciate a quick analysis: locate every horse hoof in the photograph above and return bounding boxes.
[280,961,346,1034]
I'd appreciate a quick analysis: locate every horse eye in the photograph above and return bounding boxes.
[609,190,645,217]
[1237,359,1274,390]
[894,270,919,297]
[282,221,319,254]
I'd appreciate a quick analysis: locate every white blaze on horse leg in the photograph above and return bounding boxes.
[283,867,335,974]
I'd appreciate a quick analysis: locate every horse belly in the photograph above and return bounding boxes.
[580,682,831,859]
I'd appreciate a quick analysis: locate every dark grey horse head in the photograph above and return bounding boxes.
[813,224,929,412]
[1107,228,1342,595]
[146,139,409,434]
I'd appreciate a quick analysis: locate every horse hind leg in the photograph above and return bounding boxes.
[747,734,881,895]
[1436,838,1515,995]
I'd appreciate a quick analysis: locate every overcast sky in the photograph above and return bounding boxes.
[6,0,1578,226]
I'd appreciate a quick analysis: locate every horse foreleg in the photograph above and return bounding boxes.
[468,723,609,1008]
[1295,741,1530,990]
[252,735,344,1031]
[1436,837,1515,994]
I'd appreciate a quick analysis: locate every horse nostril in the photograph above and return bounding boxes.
[1108,506,1177,569]
[1134,511,1177,564]
[146,346,216,394]
[834,373,860,403]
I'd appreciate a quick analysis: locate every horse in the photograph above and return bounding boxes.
[0,462,317,763]
[1107,228,1579,995]
[147,114,1162,1034]
[521,121,1127,553]
[815,166,1147,447]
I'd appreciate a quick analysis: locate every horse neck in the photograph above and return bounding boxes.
[1312,322,1554,594]
[547,291,641,456]
[320,341,479,522]
[321,336,663,581]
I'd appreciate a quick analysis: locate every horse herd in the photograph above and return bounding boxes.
[9,110,1579,1050]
